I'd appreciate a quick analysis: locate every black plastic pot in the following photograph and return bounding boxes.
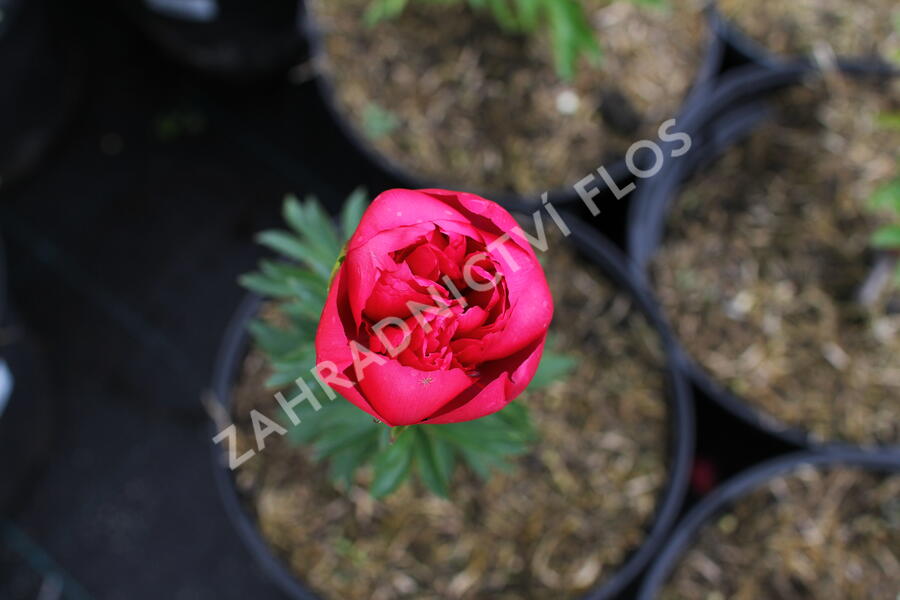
[627,63,900,452]
[0,0,81,190]
[208,210,694,600]
[637,449,900,600]
[297,2,768,241]
[627,60,817,270]
[116,0,307,80]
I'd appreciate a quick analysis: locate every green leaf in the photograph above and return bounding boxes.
[314,418,381,461]
[328,437,378,488]
[364,0,409,26]
[495,400,533,432]
[528,350,577,389]
[362,103,401,140]
[486,0,521,31]
[238,272,294,298]
[257,261,328,306]
[876,112,900,131]
[513,0,541,30]
[292,404,372,449]
[247,319,305,356]
[414,428,455,497]
[255,229,308,262]
[871,225,900,249]
[429,402,536,474]
[341,187,368,242]
[316,400,372,429]
[370,430,416,498]
[363,0,601,80]
[869,179,900,213]
[545,0,601,81]
[280,298,328,324]
[271,349,316,370]
[284,196,343,267]
[457,447,494,479]
[283,195,308,236]
[254,230,331,279]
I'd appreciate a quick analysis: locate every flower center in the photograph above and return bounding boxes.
[362,227,509,371]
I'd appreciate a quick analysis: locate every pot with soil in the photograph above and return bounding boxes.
[638,450,900,599]
[116,0,307,80]
[209,198,693,600]
[300,0,717,206]
[634,74,900,449]
[0,0,81,189]
[713,0,900,72]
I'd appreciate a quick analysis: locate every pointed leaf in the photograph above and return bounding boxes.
[341,187,368,242]
[328,437,377,488]
[414,428,455,497]
[870,179,900,213]
[315,422,380,461]
[528,351,577,389]
[295,196,343,260]
[238,272,294,298]
[370,429,415,498]
[872,225,900,249]
[876,112,900,131]
[247,319,302,356]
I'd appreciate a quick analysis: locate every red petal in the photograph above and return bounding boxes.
[357,361,473,426]
[425,336,546,424]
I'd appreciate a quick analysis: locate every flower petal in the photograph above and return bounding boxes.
[315,268,387,423]
[357,361,474,426]
[424,336,546,424]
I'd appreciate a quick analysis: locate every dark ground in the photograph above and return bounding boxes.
[0,2,366,597]
[0,2,789,598]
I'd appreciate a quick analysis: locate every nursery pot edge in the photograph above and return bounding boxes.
[636,448,900,600]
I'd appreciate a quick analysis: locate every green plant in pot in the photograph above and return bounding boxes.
[221,188,678,598]
[307,0,705,195]
[240,189,565,496]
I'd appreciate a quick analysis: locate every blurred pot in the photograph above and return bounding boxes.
[116,0,307,80]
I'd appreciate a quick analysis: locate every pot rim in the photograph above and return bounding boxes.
[637,448,900,600]
[707,0,900,78]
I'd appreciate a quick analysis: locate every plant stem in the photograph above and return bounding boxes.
[390,425,410,444]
